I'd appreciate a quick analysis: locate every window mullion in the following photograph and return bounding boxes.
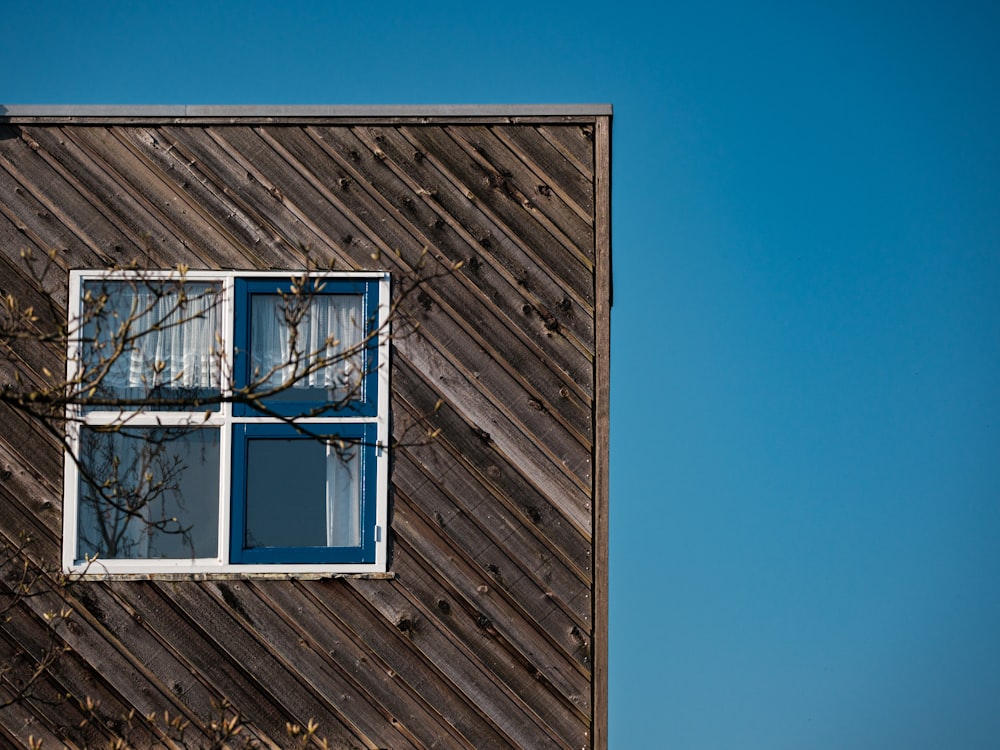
[219,275,237,566]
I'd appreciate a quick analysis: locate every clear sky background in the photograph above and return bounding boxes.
[3,1,999,747]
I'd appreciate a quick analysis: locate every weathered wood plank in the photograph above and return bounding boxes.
[0,204,48,273]
[491,124,595,217]
[0,486,60,567]
[0,247,69,342]
[0,428,62,552]
[300,125,596,360]
[392,389,592,594]
[399,125,596,309]
[113,126,296,270]
[285,123,598,385]
[27,126,215,271]
[0,132,119,267]
[395,296,594,455]
[157,581,371,748]
[159,125,351,270]
[0,345,65,407]
[107,126,273,269]
[2,573,217,747]
[0,215,76,310]
[348,575,569,750]
[397,406,591,604]
[0,409,61,484]
[112,581,296,741]
[394,326,592,495]
[393,448,591,626]
[390,537,589,748]
[4,125,183,268]
[38,125,225,269]
[202,125,380,270]
[352,124,596,330]
[70,582,241,739]
[157,125,329,268]
[0,673,81,750]
[447,124,594,245]
[302,578,517,749]
[592,114,613,750]
[404,126,594,278]
[0,619,119,749]
[394,356,594,542]
[261,580,480,749]
[392,501,592,719]
[201,579,421,750]
[536,124,595,179]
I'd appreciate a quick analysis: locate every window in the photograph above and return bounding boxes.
[62,270,390,575]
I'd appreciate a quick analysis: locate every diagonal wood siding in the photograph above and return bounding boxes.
[0,111,610,749]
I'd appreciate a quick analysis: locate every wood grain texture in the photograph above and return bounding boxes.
[0,113,611,749]
[592,114,613,750]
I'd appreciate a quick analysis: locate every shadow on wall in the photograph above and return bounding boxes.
[0,105,18,141]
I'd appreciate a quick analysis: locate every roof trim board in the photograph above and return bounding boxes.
[0,104,612,118]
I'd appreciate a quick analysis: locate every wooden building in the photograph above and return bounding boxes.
[0,105,611,749]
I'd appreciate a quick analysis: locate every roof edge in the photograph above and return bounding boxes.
[0,103,612,118]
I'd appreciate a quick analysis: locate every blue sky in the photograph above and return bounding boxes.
[4,1,999,747]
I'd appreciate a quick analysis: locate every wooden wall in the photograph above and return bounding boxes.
[0,109,610,749]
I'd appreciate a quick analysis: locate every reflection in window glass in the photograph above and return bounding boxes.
[80,280,222,408]
[76,427,220,560]
[245,437,361,549]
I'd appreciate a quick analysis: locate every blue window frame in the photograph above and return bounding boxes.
[233,277,381,418]
[63,270,390,576]
[230,422,378,564]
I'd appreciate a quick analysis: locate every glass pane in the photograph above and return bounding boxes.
[76,427,220,560]
[80,280,223,408]
[244,438,361,549]
[248,293,365,405]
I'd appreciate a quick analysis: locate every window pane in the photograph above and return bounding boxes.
[80,280,222,408]
[76,427,220,560]
[244,437,361,549]
[248,293,365,405]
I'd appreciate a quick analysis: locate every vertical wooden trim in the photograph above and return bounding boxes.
[592,114,612,750]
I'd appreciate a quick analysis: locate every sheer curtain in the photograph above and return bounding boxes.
[326,444,361,547]
[89,281,222,395]
[250,294,365,400]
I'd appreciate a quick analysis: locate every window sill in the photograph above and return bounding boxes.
[70,571,397,582]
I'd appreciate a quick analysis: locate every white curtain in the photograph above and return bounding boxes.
[326,444,361,547]
[95,282,222,392]
[250,294,364,400]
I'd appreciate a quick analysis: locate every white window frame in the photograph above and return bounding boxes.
[62,269,390,576]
